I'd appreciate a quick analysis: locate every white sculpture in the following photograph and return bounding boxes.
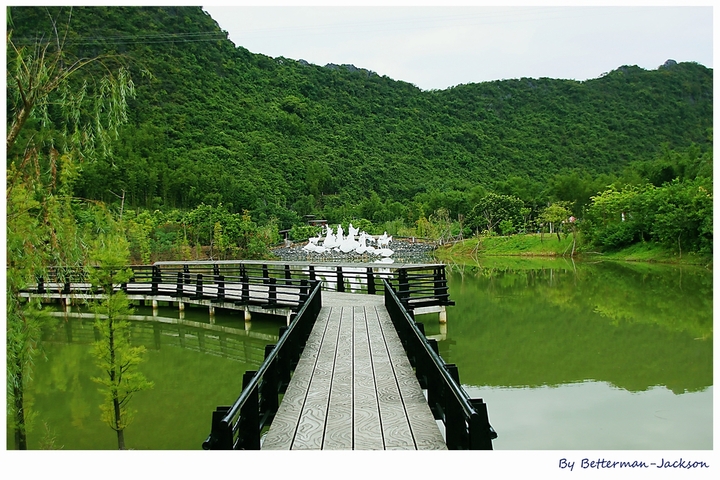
[301,223,395,259]
[323,225,339,249]
[377,232,392,248]
[339,223,360,253]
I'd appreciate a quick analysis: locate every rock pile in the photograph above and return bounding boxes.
[272,238,436,263]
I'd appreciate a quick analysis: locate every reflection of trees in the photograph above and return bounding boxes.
[441,262,713,394]
[43,313,278,366]
[25,310,276,449]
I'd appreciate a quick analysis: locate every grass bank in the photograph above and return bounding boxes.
[435,234,712,268]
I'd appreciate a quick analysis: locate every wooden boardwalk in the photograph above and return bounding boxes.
[262,292,446,450]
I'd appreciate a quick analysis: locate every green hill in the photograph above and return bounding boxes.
[8,6,713,229]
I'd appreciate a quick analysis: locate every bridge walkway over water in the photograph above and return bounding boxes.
[262,292,446,450]
[18,260,494,449]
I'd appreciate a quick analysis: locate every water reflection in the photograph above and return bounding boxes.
[12,306,285,450]
[422,259,713,449]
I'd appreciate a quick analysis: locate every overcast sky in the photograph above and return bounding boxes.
[202,2,713,91]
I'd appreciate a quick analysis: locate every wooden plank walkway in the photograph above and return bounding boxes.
[262,292,447,450]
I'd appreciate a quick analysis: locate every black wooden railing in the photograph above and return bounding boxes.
[202,281,322,450]
[29,261,452,314]
[384,279,497,450]
[391,264,454,310]
[31,264,315,312]
[153,260,446,300]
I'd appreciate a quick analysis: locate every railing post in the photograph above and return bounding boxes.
[469,399,496,450]
[336,266,345,293]
[308,265,316,282]
[434,266,448,301]
[262,264,269,284]
[195,273,203,299]
[424,336,441,416]
[151,266,161,295]
[242,272,250,304]
[284,264,292,286]
[176,272,183,297]
[203,406,233,450]
[267,277,277,305]
[277,325,292,388]
[183,264,190,284]
[217,274,225,301]
[409,321,425,375]
[366,267,376,295]
[37,276,45,294]
[237,371,261,450]
[299,279,309,304]
[260,345,279,414]
[398,268,409,304]
[443,364,467,449]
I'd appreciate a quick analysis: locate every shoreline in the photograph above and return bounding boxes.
[433,235,712,269]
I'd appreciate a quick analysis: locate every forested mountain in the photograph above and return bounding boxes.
[8,6,712,230]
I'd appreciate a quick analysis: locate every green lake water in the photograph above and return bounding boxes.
[8,259,713,450]
[417,258,713,450]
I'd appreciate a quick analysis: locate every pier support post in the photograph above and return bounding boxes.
[152,299,158,316]
[178,301,185,311]
[439,305,447,324]
[244,308,252,322]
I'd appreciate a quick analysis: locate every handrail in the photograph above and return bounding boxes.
[27,262,453,314]
[383,279,496,450]
[202,280,322,450]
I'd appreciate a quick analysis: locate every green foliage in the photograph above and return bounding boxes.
[467,193,525,235]
[582,178,712,255]
[88,233,153,449]
[6,8,135,449]
[289,224,323,242]
[9,6,711,224]
[538,202,573,241]
[6,6,712,271]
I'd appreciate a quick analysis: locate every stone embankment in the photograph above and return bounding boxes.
[271,238,437,263]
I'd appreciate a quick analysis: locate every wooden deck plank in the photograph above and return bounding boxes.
[263,296,446,450]
[376,307,447,450]
[352,306,385,450]
[365,306,417,449]
[261,308,331,450]
[290,307,341,450]
[322,307,354,449]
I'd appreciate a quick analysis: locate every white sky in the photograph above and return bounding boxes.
[202,2,713,91]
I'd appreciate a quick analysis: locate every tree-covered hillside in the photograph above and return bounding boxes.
[8,6,712,230]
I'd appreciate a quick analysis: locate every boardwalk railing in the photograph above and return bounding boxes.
[384,279,497,450]
[202,281,322,450]
[390,264,454,310]
[152,261,452,311]
[31,264,315,312]
[29,261,452,314]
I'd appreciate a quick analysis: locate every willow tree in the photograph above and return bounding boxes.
[6,7,135,449]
